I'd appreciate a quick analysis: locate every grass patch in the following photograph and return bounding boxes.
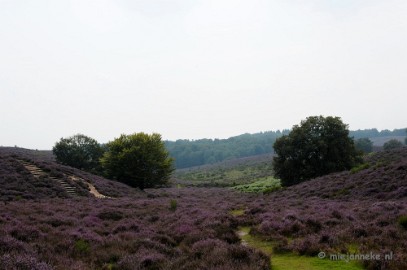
[350,163,370,174]
[230,209,245,217]
[169,199,178,212]
[231,177,281,193]
[174,156,274,187]
[238,227,363,270]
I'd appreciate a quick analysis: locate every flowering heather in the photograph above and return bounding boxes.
[0,187,268,269]
[240,148,407,269]
[0,147,406,269]
[0,148,140,200]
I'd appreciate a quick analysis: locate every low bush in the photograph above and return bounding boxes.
[398,215,407,230]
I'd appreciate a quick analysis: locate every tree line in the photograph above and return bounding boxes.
[349,128,406,139]
[53,133,174,190]
[165,128,406,169]
[164,131,290,169]
[52,121,405,189]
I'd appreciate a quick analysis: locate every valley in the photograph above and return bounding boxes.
[1,147,406,269]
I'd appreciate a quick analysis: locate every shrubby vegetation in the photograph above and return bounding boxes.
[53,133,174,190]
[0,188,270,270]
[0,148,140,200]
[242,149,407,270]
[1,148,407,269]
[52,134,104,174]
[231,177,281,193]
[101,133,174,190]
[354,137,373,153]
[383,139,404,151]
[174,155,274,187]
[273,116,362,186]
[166,128,405,169]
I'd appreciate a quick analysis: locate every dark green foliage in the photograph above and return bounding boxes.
[101,133,174,189]
[398,215,407,230]
[52,134,104,173]
[167,129,406,169]
[383,139,404,151]
[273,116,362,186]
[74,239,90,256]
[350,128,407,139]
[165,130,289,168]
[354,137,373,153]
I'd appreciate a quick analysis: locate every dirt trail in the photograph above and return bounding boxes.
[68,175,109,199]
[231,209,363,270]
[19,160,109,199]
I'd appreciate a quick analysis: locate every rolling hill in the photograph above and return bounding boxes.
[0,147,141,201]
[0,146,406,269]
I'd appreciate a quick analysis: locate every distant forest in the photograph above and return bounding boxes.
[349,128,406,139]
[165,128,406,169]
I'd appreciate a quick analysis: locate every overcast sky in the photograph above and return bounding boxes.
[1,0,406,149]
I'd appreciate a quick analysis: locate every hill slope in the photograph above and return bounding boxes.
[0,147,141,201]
[235,148,407,269]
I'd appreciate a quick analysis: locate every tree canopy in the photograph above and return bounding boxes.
[165,128,405,169]
[273,116,362,186]
[354,137,373,153]
[52,134,104,173]
[383,139,404,151]
[100,133,174,189]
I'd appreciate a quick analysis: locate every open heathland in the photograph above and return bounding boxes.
[0,147,406,269]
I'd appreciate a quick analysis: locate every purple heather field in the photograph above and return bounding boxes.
[0,147,407,269]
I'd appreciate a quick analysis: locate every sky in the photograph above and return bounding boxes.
[1,0,406,149]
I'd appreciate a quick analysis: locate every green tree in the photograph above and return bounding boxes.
[53,134,104,173]
[354,137,373,153]
[383,139,404,151]
[101,133,174,189]
[273,116,362,186]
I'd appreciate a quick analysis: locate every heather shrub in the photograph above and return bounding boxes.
[0,236,27,253]
[10,226,41,242]
[1,147,407,270]
[151,234,177,247]
[227,245,253,263]
[352,227,368,238]
[305,218,322,233]
[281,220,305,237]
[97,210,124,221]
[45,217,74,227]
[0,253,52,270]
[289,236,321,256]
[117,248,166,270]
[272,238,290,254]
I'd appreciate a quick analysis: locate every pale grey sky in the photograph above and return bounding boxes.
[1,0,406,149]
